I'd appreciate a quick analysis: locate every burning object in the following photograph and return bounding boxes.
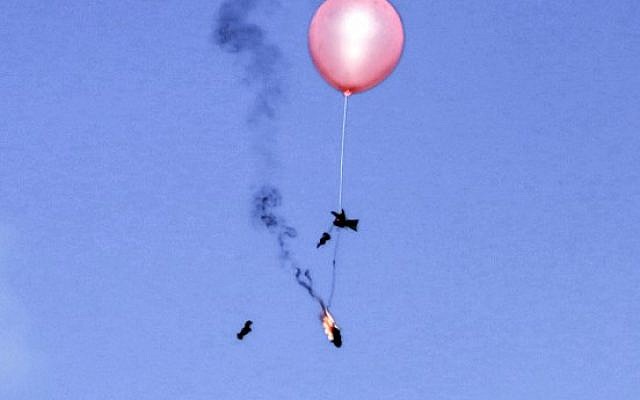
[321,308,342,348]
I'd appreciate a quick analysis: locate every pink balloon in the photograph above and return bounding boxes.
[308,0,404,95]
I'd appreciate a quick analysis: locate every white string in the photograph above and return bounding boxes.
[338,93,349,210]
[328,93,350,309]
[327,229,341,308]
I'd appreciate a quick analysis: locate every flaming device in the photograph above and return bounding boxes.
[321,308,342,348]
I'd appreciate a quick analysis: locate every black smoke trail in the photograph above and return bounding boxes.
[214,0,283,121]
[295,268,325,308]
[215,1,326,307]
[252,186,325,307]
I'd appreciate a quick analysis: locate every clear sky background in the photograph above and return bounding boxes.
[1,1,639,399]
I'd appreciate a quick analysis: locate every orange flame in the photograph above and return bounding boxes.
[321,308,338,342]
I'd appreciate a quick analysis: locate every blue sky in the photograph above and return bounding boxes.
[1,1,639,399]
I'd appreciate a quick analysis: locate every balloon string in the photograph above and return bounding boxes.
[330,93,348,308]
[338,93,349,210]
[327,229,341,308]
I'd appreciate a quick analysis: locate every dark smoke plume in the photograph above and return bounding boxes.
[253,186,325,307]
[294,268,325,308]
[215,2,325,307]
[214,0,283,121]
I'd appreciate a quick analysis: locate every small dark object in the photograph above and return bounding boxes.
[331,326,342,348]
[331,209,359,232]
[236,320,252,340]
[316,232,331,248]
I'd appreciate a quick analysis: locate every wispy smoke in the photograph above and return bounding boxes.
[294,267,325,308]
[253,187,325,307]
[214,2,325,307]
[252,186,296,260]
[214,0,283,121]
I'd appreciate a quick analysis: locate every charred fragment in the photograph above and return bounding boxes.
[236,320,253,340]
[331,209,359,232]
[316,232,331,248]
[331,326,342,348]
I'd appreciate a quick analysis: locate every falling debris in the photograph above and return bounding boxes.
[237,320,253,340]
[321,308,342,348]
[331,325,342,348]
[217,0,405,350]
[332,209,359,231]
[316,232,331,248]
